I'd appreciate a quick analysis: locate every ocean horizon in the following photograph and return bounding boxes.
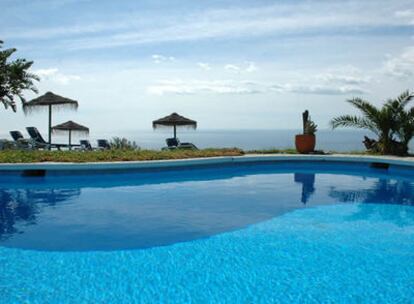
[3,129,413,152]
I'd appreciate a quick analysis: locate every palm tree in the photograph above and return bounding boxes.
[0,40,39,112]
[388,91,414,154]
[330,91,414,155]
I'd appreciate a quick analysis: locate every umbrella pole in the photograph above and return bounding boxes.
[173,125,176,140]
[69,130,72,150]
[48,104,52,149]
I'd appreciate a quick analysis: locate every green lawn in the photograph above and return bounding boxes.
[0,148,382,163]
[0,148,246,163]
[246,148,298,154]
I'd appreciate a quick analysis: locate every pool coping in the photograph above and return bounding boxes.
[0,154,414,171]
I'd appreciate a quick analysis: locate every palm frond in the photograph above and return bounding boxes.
[346,98,381,123]
[1,42,39,112]
[395,90,414,108]
[330,115,378,135]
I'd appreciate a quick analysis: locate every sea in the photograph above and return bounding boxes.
[2,129,414,152]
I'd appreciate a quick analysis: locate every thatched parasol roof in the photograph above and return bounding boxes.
[23,91,78,113]
[152,112,197,129]
[52,120,89,134]
[22,92,80,148]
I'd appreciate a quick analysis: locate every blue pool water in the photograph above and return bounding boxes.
[1,162,414,303]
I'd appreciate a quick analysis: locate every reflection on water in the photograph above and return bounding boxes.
[294,173,316,204]
[0,189,80,241]
[0,168,413,251]
[329,179,414,206]
[329,179,414,226]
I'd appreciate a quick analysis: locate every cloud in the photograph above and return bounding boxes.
[224,62,257,73]
[147,80,264,95]
[34,68,81,85]
[1,21,129,40]
[318,74,369,85]
[35,68,59,77]
[151,54,176,64]
[147,63,368,96]
[271,84,365,95]
[147,78,366,96]
[395,9,414,24]
[224,64,240,72]
[245,62,258,73]
[316,67,370,85]
[34,0,413,50]
[383,46,414,78]
[197,62,211,71]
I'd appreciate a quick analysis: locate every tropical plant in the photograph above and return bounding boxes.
[302,110,318,135]
[109,137,139,150]
[330,91,414,155]
[0,40,39,111]
[388,91,414,153]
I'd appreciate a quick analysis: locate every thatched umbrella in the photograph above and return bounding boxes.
[52,120,89,150]
[152,112,197,139]
[23,92,78,146]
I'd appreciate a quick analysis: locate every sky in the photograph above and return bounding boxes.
[1,0,414,135]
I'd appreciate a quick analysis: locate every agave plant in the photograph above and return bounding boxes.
[330,91,414,155]
[302,110,318,135]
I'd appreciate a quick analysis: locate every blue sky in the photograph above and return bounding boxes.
[1,0,414,134]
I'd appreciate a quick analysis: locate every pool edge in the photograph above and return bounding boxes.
[0,154,413,171]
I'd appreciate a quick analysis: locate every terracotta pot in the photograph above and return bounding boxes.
[295,134,316,154]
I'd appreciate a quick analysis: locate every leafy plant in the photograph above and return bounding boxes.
[304,120,318,135]
[388,91,414,153]
[0,40,39,111]
[109,137,139,150]
[0,140,16,150]
[302,110,318,135]
[330,91,414,155]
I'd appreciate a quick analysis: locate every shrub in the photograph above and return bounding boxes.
[109,137,139,150]
[331,91,414,156]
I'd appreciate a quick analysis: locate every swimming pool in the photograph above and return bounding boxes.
[1,157,414,303]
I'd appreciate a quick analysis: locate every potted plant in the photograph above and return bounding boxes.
[295,110,317,154]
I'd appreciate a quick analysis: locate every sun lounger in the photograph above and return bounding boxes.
[10,131,33,149]
[178,142,198,149]
[164,137,198,150]
[26,127,69,150]
[79,140,94,151]
[166,137,179,148]
[97,139,111,150]
[10,130,25,142]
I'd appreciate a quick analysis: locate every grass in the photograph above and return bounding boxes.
[0,148,245,163]
[0,147,393,164]
[246,148,298,154]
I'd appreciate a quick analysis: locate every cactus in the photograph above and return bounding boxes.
[302,110,318,135]
[302,110,309,134]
